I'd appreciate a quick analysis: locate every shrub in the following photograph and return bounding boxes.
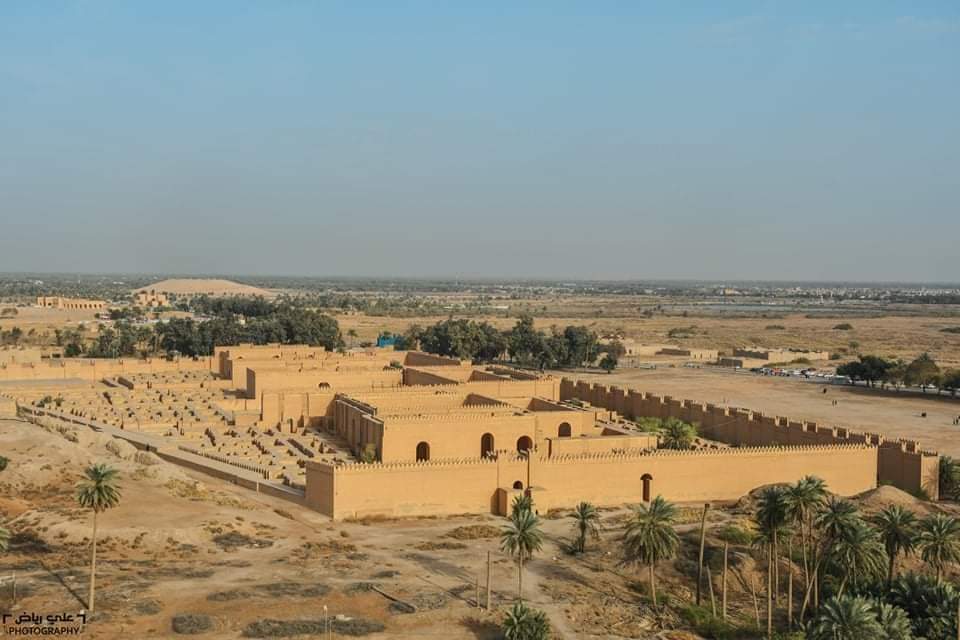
[667,326,698,339]
[716,524,754,546]
[833,323,854,330]
[0,456,7,472]
[502,602,551,640]
[765,324,786,330]
[941,327,960,334]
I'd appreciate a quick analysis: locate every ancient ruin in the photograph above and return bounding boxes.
[4,344,939,521]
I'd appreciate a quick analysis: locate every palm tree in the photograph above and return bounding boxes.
[501,508,544,602]
[570,502,601,554]
[801,496,859,621]
[938,457,960,501]
[874,603,913,640]
[807,596,882,640]
[826,519,886,597]
[784,476,827,590]
[622,495,679,608]
[501,602,551,640]
[754,486,789,636]
[871,505,918,584]
[76,463,121,613]
[511,493,533,518]
[658,418,696,450]
[918,514,960,583]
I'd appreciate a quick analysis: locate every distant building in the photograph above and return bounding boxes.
[36,296,106,311]
[135,290,170,308]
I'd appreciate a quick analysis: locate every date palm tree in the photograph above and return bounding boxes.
[801,496,858,621]
[827,518,886,597]
[874,603,913,640]
[871,505,918,584]
[502,602,550,640]
[501,508,544,602]
[918,513,960,583]
[658,418,696,450]
[808,596,882,640]
[754,486,790,636]
[622,495,679,608]
[785,476,827,591]
[76,463,121,613]
[570,502,601,554]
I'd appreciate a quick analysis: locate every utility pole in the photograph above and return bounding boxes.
[486,551,492,610]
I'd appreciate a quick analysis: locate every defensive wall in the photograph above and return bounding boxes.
[559,378,940,498]
[0,356,214,382]
[305,445,877,519]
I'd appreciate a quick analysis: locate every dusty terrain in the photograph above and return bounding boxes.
[2,417,958,639]
[336,312,960,369]
[570,366,960,457]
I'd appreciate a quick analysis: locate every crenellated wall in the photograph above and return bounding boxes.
[559,378,940,499]
[0,357,213,382]
[305,444,878,519]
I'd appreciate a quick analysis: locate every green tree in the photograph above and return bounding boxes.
[598,353,618,373]
[887,573,958,639]
[807,596,882,640]
[940,456,960,501]
[502,602,551,640]
[622,496,679,608]
[874,603,914,640]
[871,506,918,584]
[754,486,790,635]
[785,476,828,598]
[501,508,544,602]
[76,464,121,613]
[904,353,941,392]
[917,514,960,583]
[827,519,886,597]
[659,418,697,450]
[942,369,960,397]
[802,496,859,621]
[570,502,601,554]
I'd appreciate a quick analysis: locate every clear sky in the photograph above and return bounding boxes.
[1,2,958,282]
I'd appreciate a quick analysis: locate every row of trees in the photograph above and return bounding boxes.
[498,474,960,639]
[48,309,344,359]
[838,353,960,394]
[406,315,618,369]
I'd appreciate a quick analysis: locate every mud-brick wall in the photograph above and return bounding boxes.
[559,378,940,499]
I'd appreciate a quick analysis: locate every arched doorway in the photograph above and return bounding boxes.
[558,422,572,437]
[416,441,430,461]
[513,480,524,490]
[641,474,653,502]
[481,433,495,457]
[516,436,533,454]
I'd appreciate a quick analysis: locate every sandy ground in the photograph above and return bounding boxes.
[570,366,960,456]
[2,417,958,639]
[335,312,960,369]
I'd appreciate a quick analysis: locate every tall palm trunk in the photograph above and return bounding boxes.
[767,543,773,639]
[518,555,524,602]
[887,551,896,585]
[89,510,98,612]
[649,561,658,608]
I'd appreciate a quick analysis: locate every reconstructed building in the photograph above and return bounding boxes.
[134,290,170,308]
[8,344,939,521]
[36,296,106,311]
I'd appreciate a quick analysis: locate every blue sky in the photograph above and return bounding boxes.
[1,2,958,281]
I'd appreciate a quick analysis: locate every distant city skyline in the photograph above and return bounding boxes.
[1,2,958,282]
